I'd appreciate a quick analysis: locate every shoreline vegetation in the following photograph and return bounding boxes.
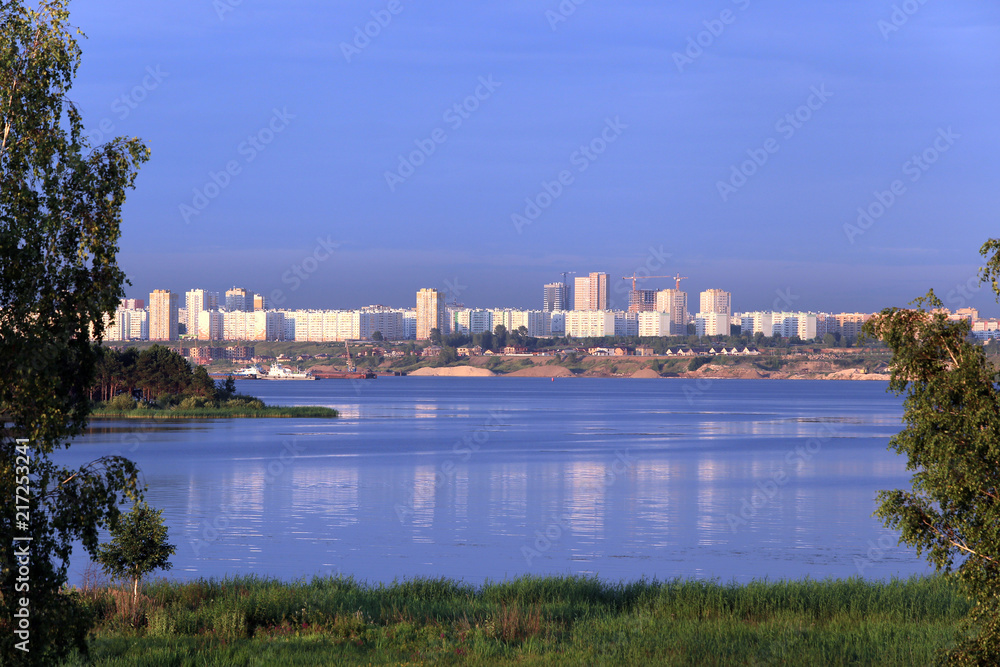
[90,405,337,419]
[63,573,968,666]
[89,344,336,419]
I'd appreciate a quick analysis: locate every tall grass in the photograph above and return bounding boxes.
[61,574,970,666]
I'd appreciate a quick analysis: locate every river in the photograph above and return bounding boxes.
[58,377,929,585]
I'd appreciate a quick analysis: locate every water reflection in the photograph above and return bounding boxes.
[60,378,929,585]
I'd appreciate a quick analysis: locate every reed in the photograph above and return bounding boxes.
[60,574,970,666]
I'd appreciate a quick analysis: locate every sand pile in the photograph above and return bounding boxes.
[505,365,575,377]
[826,368,890,381]
[630,368,662,378]
[408,366,496,377]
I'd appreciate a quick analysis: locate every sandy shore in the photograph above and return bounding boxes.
[407,366,497,377]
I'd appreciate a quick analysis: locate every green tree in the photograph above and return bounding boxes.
[371,330,383,342]
[96,501,175,608]
[1,2,148,662]
[437,345,458,366]
[863,239,1000,663]
[429,327,442,345]
[494,324,508,349]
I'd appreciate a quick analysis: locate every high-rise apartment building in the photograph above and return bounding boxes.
[573,272,608,311]
[699,289,732,315]
[628,289,657,313]
[695,312,730,337]
[225,287,251,311]
[253,293,266,311]
[149,289,179,341]
[197,310,224,341]
[656,289,688,335]
[416,288,445,340]
[543,282,568,311]
[185,289,219,339]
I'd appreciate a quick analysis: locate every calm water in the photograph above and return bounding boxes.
[58,378,929,585]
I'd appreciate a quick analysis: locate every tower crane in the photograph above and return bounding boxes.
[622,275,672,291]
[671,274,689,290]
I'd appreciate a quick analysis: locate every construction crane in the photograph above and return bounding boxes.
[344,340,356,373]
[671,274,689,290]
[621,275,672,291]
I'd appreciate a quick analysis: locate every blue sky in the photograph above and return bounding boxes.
[69,0,999,314]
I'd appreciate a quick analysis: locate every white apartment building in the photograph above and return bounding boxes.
[741,311,774,337]
[699,289,732,315]
[614,311,638,337]
[549,310,566,335]
[197,310,223,341]
[510,310,551,337]
[402,309,417,340]
[104,307,149,341]
[490,309,514,332]
[186,289,219,338]
[638,311,671,337]
[772,312,818,340]
[656,289,688,335]
[565,310,616,338]
[223,310,286,341]
[359,307,404,340]
[695,311,730,337]
[454,309,493,335]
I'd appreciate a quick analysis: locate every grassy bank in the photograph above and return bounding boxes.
[61,574,969,666]
[90,405,337,419]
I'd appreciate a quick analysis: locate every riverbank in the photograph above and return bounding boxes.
[63,574,966,666]
[399,356,891,380]
[90,405,337,419]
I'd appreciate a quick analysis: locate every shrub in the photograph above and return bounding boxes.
[178,396,209,409]
[107,393,137,411]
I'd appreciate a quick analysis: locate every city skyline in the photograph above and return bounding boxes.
[68,2,1000,315]
[106,283,994,346]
